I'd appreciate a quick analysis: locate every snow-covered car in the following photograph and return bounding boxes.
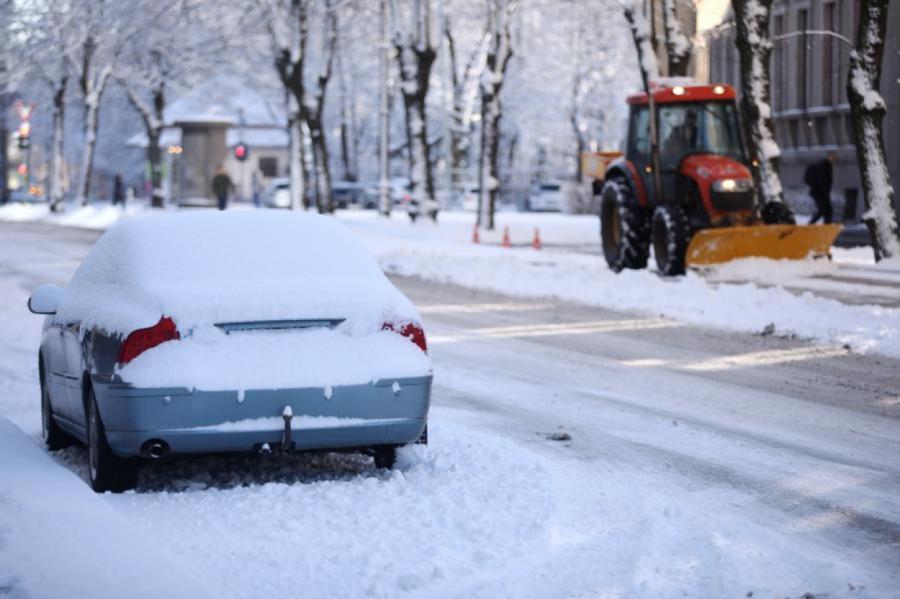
[527,182,565,212]
[28,212,432,492]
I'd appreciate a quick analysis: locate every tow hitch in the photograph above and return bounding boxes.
[254,405,296,458]
[282,405,295,452]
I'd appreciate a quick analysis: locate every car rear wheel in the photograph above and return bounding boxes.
[652,204,691,276]
[87,389,137,493]
[600,177,650,272]
[41,369,73,451]
[372,446,397,469]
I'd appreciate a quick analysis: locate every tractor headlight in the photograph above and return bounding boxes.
[713,178,753,193]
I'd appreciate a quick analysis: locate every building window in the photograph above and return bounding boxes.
[258,157,278,178]
[797,9,808,110]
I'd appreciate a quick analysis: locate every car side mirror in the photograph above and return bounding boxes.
[28,284,65,315]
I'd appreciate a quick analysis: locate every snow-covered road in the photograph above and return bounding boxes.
[2,221,899,598]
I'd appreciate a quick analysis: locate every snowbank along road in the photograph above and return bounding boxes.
[1,220,899,598]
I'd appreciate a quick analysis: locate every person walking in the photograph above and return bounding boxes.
[211,165,234,211]
[804,151,836,224]
[112,173,125,207]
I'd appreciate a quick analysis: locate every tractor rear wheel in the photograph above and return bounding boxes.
[652,204,691,276]
[600,178,650,272]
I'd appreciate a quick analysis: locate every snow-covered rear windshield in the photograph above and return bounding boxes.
[658,101,745,169]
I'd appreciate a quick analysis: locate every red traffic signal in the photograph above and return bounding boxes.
[234,143,248,162]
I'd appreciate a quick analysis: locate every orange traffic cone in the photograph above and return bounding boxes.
[502,226,511,248]
[532,227,542,250]
[472,225,480,244]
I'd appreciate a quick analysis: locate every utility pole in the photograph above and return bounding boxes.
[378,0,390,216]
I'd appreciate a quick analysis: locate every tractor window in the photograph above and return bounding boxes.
[628,107,650,161]
[659,101,745,170]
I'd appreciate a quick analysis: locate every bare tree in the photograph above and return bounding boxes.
[730,0,785,207]
[392,0,438,221]
[847,0,899,260]
[661,0,692,77]
[477,0,513,230]
[444,16,487,193]
[304,1,337,213]
[68,0,134,205]
[621,0,659,98]
[118,0,235,208]
[258,0,310,210]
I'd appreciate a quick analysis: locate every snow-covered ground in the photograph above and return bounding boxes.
[3,202,899,359]
[1,219,899,597]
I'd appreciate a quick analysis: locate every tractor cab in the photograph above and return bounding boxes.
[625,83,755,228]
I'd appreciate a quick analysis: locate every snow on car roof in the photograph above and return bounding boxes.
[60,211,417,334]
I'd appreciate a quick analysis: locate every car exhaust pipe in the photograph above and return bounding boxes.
[141,439,169,459]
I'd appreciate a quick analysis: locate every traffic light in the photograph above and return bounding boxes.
[234,142,248,162]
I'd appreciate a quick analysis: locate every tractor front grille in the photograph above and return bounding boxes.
[711,190,755,212]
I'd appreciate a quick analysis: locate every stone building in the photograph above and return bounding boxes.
[701,0,899,222]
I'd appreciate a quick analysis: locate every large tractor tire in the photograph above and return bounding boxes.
[652,204,691,276]
[761,201,797,225]
[600,178,651,272]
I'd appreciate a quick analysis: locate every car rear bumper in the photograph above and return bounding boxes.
[92,375,431,457]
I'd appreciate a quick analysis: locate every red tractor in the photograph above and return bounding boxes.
[583,82,841,275]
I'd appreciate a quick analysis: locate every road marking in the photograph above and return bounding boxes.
[682,346,848,371]
[430,318,681,344]
[419,302,554,315]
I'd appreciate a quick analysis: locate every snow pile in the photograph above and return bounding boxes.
[58,211,421,336]
[703,256,837,284]
[119,326,430,390]
[0,418,217,598]
[0,201,147,229]
[351,216,900,357]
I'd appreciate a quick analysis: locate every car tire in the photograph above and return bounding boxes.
[372,446,397,469]
[87,389,137,493]
[41,368,73,451]
[652,204,691,276]
[760,201,797,225]
[600,177,651,272]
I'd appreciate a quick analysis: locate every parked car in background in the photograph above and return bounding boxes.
[527,181,565,212]
[459,183,480,212]
[28,212,432,492]
[332,181,364,209]
[262,177,291,208]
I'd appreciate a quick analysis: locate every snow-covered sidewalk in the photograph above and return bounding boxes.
[0,418,216,598]
[3,202,899,358]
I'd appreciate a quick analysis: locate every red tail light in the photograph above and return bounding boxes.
[382,321,427,353]
[117,316,180,365]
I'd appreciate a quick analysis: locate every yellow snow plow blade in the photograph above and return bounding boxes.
[686,224,843,267]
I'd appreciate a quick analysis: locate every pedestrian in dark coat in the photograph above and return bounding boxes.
[211,165,234,211]
[113,173,125,207]
[805,152,837,224]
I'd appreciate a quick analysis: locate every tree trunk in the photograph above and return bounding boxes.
[149,87,165,208]
[78,99,101,206]
[50,76,68,211]
[622,3,659,94]
[396,41,438,220]
[847,0,899,260]
[1,91,9,205]
[731,0,785,206]
[306,110,333,213]
[378,0,391,217]
[478,0,513,231]
[662,0,692,77]
[288,112,306,210]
